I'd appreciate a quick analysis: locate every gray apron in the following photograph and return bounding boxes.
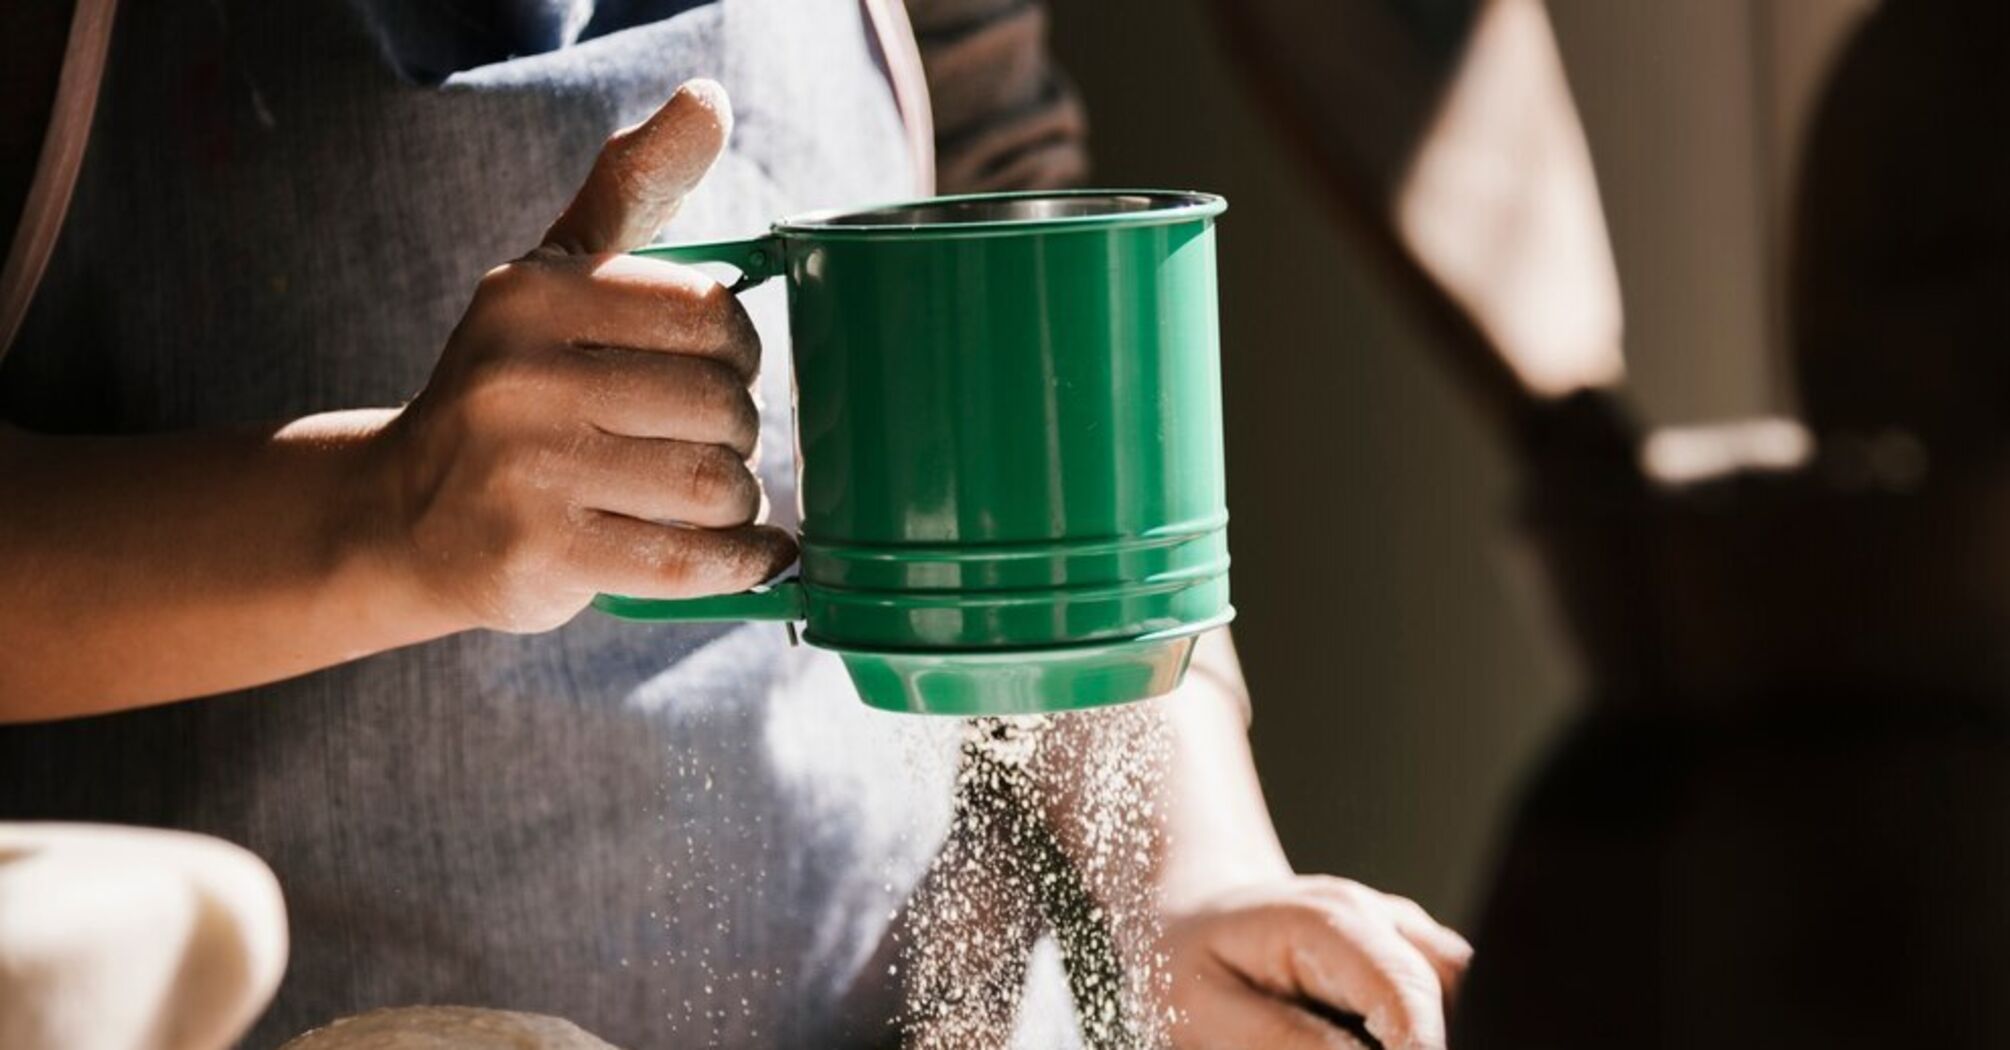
[0,2,1087,1045]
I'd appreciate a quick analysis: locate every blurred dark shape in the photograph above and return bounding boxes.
[908,0,1089,192]
[1792,1,2010,458]
[1213,0,1624,426]
[1214,0,2010,1046]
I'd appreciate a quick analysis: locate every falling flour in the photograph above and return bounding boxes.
[895,701,1177,1049]
[648,637,1181,1047]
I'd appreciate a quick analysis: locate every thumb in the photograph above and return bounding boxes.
[540,78,732,255]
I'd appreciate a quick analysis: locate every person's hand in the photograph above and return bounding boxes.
[369,79,795,633]
[1163,875,1472,1050]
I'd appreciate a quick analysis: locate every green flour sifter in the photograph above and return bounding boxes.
[595,190,1234,716]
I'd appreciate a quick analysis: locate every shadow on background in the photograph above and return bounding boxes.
[1064,0,2010,1045]
[1051,0,1570,924]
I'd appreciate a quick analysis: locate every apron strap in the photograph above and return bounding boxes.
[0,0,119,363]
[861,0,936,197]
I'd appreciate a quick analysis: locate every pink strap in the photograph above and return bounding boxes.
[0,0,120,363]
[861,0,936,197]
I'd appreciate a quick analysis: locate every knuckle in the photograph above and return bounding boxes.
[1312,875,1373,906]
[1289,899,1346,931]
[691,279,734,322]
[500,440,566,495]
[607,151,665,209]
[1389,960,1442,999]
[495,525,547,572]
[472,443,531,502]
[1362,957,1443,1027]
[602,124,639,153]
[697,283,760,372]
[1383,892,1430,923]
[729,472,763,518]
[472,257,566,330]
[655,531,753,594]
[653,537,699,590]
[485,508,554,581]
[462,353,537,417]
[653,531,758,596]
[682,443,753,508]
[683,355,739,402]
[735,394,763,450]
[692,277,734,311]
[726,301,762,372]
[594,130,644,184]
[690,360,760,437]
[475,260,534,302]
[573,250,625,276]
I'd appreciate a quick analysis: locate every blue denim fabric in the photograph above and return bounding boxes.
[0,1,1056,1046]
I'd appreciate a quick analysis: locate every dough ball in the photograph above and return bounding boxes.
[278,1006,624,1050]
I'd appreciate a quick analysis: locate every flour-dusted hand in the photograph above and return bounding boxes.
[1164,875,1471,1050]
[372,80,795,633]
[0,78,795,714]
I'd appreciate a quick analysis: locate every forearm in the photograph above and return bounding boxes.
[2,82,795,721]
[0,410,458,722]
[1155,630,1292,909]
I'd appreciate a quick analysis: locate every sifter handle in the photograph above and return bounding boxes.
[632,234,783,291]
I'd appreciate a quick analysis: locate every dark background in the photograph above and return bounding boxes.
[1049,0,1869,921]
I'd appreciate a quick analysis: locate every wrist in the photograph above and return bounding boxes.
[285,409,471,643]
[1161,825,1292,913]
[1157,676,1296,911]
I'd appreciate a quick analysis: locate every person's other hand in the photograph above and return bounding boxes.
[371,79,794,633]
[1164,875,1471,1050]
